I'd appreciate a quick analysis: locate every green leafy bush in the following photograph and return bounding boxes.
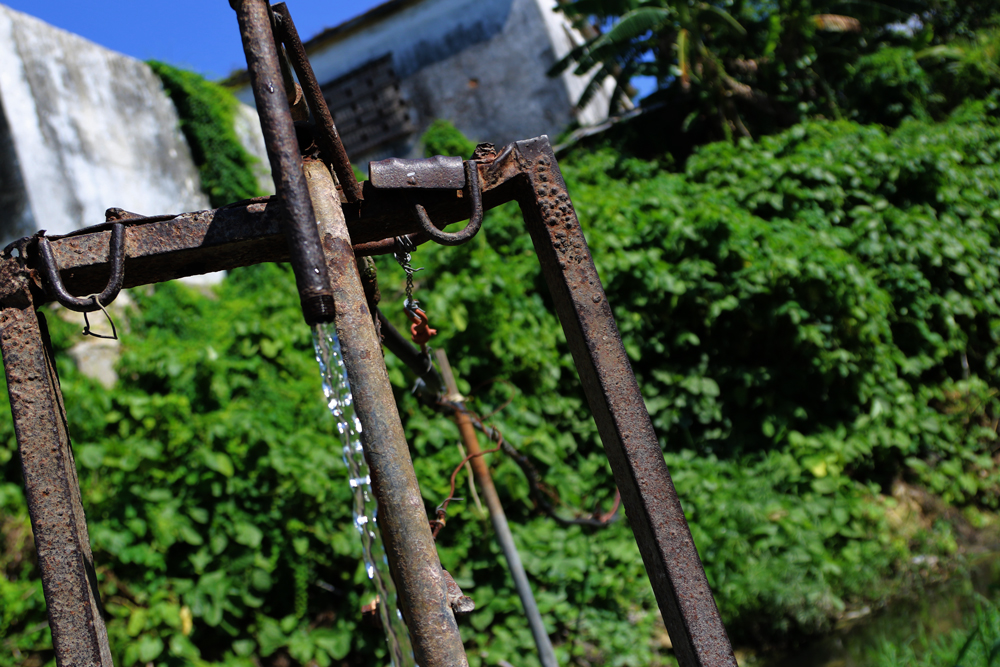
[4,101,1000,664]
[420,119,477,158]
[148,61,263,207]
[869,595,1000,666]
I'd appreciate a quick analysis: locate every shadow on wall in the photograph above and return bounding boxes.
[0,94,33,243]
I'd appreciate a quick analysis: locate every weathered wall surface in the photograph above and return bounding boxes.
[233,0,614,163]
[0,5,210,246]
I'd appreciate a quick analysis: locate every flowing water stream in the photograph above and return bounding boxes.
[313,322,415,667]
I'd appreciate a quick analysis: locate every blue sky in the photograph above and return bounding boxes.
[3,1,385,81]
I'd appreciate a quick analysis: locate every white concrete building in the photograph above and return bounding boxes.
[0,4,211,247]
[229,0,616,162]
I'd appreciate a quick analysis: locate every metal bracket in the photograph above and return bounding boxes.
[38,222,125,312]
[369,155,466,189]
[413,162,483,246]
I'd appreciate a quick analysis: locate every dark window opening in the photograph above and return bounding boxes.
[321,54,414,157]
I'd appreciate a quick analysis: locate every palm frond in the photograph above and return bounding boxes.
[549,37,601,77]
[591,7,673,52]
[696,3,747,36]
[576,61,626,109]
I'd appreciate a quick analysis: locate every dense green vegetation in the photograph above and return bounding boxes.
[870,595,1000,666]
[553,0,1000,152]
[4,4,1000,663]
[4,92,1000,665]
[148,62,264,207]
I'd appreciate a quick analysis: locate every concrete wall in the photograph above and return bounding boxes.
[0,5,210,247]
[234,0,614,163]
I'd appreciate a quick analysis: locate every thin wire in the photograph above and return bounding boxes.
[81,294,118,340]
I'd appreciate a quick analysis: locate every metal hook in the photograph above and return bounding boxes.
[413,161,484,247]
[38,223,126,313]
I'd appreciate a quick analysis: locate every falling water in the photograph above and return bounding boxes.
[313,322,414,667]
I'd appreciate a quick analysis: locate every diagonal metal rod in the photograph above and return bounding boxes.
[510,136,738,667]
[272,2,363,203]
[434,349,560,667]
[0,275,114,667]
[305,159,469,667]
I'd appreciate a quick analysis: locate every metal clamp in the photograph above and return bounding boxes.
[38,223,126,312]
[413,161,483,247]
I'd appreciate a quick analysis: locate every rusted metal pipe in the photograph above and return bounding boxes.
[510,137,738,667]
[434,349,559,667]
[0,263,114,667]
[271,3,362,203]
[303,160,469,667]
[233,0,334,325]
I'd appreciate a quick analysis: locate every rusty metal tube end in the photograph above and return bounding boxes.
[302,293,337,325]
[234,0,336,328]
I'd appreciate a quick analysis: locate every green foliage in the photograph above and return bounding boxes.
[553,0,1000,146]
[148,61,263,207]
[869,596,1000,667]
[392,100,1000,644]
[4,101,1000,664]
[421,119,477,158]
[0,267,380,666]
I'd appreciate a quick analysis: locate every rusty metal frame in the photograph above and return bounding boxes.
[0,281,115,666]
[1,138,737,666]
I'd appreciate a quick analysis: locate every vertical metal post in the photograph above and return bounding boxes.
[304,161,469,667]
[0,265,114,667]
[233,0,336,326]
[511,137,738,667]
[435,349,559,667]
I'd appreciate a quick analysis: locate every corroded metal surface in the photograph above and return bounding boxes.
[38,222,125,312]
[14,171,520,302]
[304,161,469,667]
[412,161,484,246]
[271,3,362,204]
[234,0,334,325]
[369,156,466,189]
[0,264,114,667]
[512,136,738,667]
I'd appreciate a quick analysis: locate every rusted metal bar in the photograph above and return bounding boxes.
[233,0,334,325]
[12,166,519,303]
[369,156,466,189]
[304,160,469,667]
[271,3,362,204]
[506,136,738,667]
[434,349,558,667]
[0,262,114,667]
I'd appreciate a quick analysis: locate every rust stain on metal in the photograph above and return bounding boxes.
[513,137,738,667]
[305,161,468,667]
[234,0,335,325]
[271,3,362,203]
[369,156,466,190]
[16,158,525,303]
[0,266,114,667]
